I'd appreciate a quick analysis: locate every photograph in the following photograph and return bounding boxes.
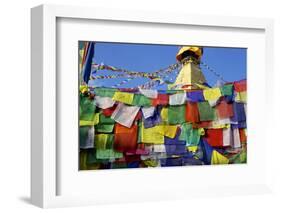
[79,42,247,170]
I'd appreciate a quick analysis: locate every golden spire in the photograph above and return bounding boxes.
[174,46,207,89]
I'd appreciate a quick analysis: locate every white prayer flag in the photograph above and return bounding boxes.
[169,93,186,105]
[111,103,140,128]
[94,96,115,109]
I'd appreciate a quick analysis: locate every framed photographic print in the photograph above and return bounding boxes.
[31,4,274,208]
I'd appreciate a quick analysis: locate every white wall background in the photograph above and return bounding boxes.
[0,0,280,212]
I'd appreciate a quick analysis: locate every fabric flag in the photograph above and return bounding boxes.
[95,124,114,133]
[112,91,134,105]
[239,128,247,143]
[205,129,223,147]
[99,113,115,124]
[222,127,232,147]
[232,127,241,148]
[186,90,205,102]
[132,94,152,106]
[141,106,155,119]
[211,150,229,164]
[82,42,95,83]
[160,107,168,123]
[198,101,216,121]
[141,123,177,144]
[153,144,166,153]
[165,129,186,145]
[94,134,114,150]
[111,103,140,128]
[234,91,247,103]
[179,123,204,146]
[232,102,246,123]
[165,144,186,155]
[203,88,222,101]
[96,149,123,160]
[152,94,169,106]
[220,84,233,97]
[102,104,117,117]
[143,106,162,128]
[139,88,158,98]
[79,126,95,149]
[185,102,200,123]
[93,88,117,98]
[200,139,213,164]
[234,79,246,92]
[216,99,234,119]
[169,93,186,105]
[80,96,96,121]
[167,105,186,124]
[94,96,115,109]
[114,123,137,152]
[80,113,99,126]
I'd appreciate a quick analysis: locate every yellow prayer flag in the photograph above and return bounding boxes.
[203,88,222,101]
[141,124,164,144]
[80,113,100,126]
[211,150,229,164]
[94,134,108,149]
[159,125,178,138]
[187,146,198,152]
[160,107,168,123]
[112,91,134,105]
[235,91,247,103]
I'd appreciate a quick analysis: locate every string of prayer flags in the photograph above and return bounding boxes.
[79,78,247,169]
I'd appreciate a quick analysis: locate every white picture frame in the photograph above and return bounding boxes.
[31,4,274,208]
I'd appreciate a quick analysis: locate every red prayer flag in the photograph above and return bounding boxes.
[239,128,247,143]
[216,100,234,119]
[234,79,247,92]
[185,102,200,123]
[102,104,117,116]
[152,94,169,106]
[205,129,223,147]
[114,123,138,152]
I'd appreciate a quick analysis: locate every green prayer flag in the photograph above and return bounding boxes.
[179,123,201,146]
[220,84,233,96]
[96,149,123,160]
[167,105,186,124]
[131,94,152,106]
[94,87,117,98]
[95,124,114,133]
[99,114,115,124]
[198,101,216,121]
[80,96,96,121]
[79,126,90,147]
[95,134,114,150]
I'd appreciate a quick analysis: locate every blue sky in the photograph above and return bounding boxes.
[82,42,246,89]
